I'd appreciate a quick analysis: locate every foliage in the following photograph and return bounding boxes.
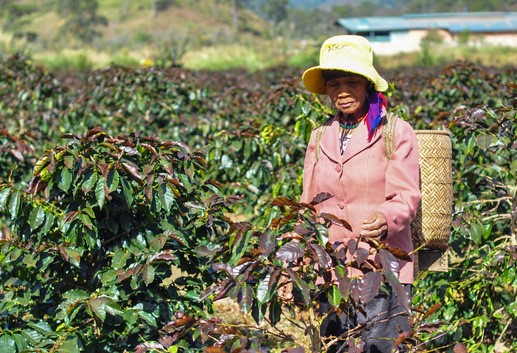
[0,54,515,352]
[402,63,517,352]
[0,129,237,351]
[56,0,108,43]
[207,196,422,352]
[262,0,289,24]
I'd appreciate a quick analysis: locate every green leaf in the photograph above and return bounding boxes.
[101,269,118,285]
[121,310,138,327]
[80,213,93,230]
[81,170,98,193]
[27,321,53,334]
[470,222,485,245]
[95,175,106,209]
[90,300,106,322]
[106,169,120,192]
[63,289,90,300]
[0,334,17,353]
[268,298,281,327]
[328,285,342,307]
[0,187,11,209]
[257,274,271,304]
[13,333,28,351]
[230,228,252,266]
[29,206,46,231]
[178,173,192,192]
[138,310,157,327]
[286,268,310,306]
[112,249,131,269]
[8,190,20,218]
[20,329,43,346]
[57,167,73,192]
[65,247,82,267]
[120,178,134,207]
[143,264,155,286]
[161,183,175,213]
[239,283,253,314]
[41,213,56,233]
[60,335,83,353]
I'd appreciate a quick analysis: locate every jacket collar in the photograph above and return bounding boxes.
[319,112,383,164]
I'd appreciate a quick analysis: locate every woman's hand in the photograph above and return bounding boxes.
[360,211,388,239]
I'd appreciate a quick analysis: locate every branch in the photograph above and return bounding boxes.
[481,214,511,222]
[463,196,511,206]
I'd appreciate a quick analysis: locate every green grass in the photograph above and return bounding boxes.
[2,0,516,72]
[181,42,284,71]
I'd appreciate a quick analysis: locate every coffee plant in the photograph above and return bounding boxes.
[0,53,515,352]
[0,129,239,352]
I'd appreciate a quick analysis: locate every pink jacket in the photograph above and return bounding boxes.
[301,113,421,283]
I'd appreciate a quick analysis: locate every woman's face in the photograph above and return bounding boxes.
[325,72,369,119]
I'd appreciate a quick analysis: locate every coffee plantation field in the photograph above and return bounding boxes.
[0,55,515,353]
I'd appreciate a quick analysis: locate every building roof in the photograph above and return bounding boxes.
[336,12,517,33]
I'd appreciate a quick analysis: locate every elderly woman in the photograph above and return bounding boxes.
[300,35,421,352]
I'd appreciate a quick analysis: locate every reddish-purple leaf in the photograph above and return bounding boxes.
[211,262,232,275]
[393,330,412,347]
[258,230,276,257]
[453,343,468,353]
[149,250,177,263]
[336,267,350,297]
[271,196,298,207]
[286,268,310,305]
[351,278,360,303]
[385,246,411,262]
[378,249,400,277]
[121,161,142,182]
[237,284,253,313]
[269,268,282,291]
[228,221,253,237]
[348,238,358,255]
[58,245,69,262]
[357,272,383,304]
[294,224,312,236]
[385,272,411,313]
[276,241,304,262]
[170,314,196,328]
[355,247,370,266]
[320,212,352,231]
[309,243,332,269]
[347,337,365,353]
[212,279,236,301]
[63,210,79,223]
[422,303,442,320]
[311,192,333,205]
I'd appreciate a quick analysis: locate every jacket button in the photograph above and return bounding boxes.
[336,164,341,172]
[338,202,345,209]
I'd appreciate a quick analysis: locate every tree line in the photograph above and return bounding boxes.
[0,0,514,46]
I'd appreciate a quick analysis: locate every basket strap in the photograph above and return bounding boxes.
[383,112,398,159]
[314,125,327,162]
[316,113,397,161]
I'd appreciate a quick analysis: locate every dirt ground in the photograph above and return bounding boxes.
[213,298,311,351]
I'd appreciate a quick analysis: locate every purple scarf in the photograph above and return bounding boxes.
[366,91,387,141]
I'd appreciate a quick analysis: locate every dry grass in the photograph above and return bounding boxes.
[213,298,311,352]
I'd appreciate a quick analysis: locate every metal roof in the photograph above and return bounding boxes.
[336,12,517,33]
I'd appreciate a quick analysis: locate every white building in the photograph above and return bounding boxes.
[335,12,517,55]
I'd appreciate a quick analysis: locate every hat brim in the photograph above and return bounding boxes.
[302,61,388,94]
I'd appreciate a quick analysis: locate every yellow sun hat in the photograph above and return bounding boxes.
[302,35,388,94]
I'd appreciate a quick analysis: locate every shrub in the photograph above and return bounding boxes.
[0,129,236,352]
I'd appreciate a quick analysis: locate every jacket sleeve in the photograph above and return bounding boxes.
[376,120,422,238]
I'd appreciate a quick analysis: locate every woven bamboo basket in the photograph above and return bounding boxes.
[411,130,452,251]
